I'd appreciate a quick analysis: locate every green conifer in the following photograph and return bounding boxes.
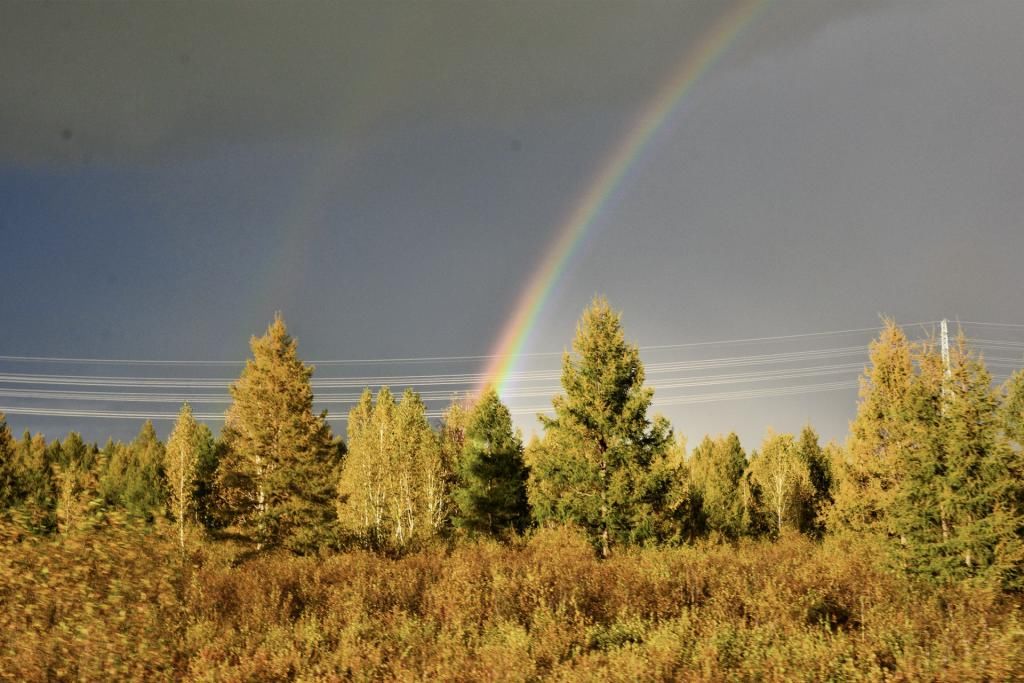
[219,314,338,551]
[528,297,673,556]
[1001,369,1024,449]
[13,431,55,533]
[795,425,832,534]
[895,337,1024,587]
[453,388,530,537]
[0,414,17,511]
[688,433,747,538]
[830,320,919,535]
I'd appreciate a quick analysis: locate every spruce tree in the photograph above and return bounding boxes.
[688,433,747,538]
[191,424,220,529]
[795,425,832,535]
[165,403,200,550]
[219,314,338,551]
[96,423,165,521]
[453,388,530,537]
[528,297,672,556]
[830,320,919,535]
[0,414,17,511]
[13,431,55,533]
[1001,369,1024,449]
[125,421,166,520]
[895,337,1024,587]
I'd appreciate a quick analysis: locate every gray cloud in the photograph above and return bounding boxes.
[0,0,882,166]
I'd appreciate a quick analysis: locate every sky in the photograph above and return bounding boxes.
[2,0,1024,450]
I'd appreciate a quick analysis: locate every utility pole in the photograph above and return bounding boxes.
[940,319,952,412]
[940,318,951,377]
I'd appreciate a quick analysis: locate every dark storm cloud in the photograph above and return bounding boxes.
[0,0,881,166]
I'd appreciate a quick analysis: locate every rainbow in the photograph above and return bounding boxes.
[478,0,768,396]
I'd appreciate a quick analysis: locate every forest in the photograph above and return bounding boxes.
[2,298,1024,681]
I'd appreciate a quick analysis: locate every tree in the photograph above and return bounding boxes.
[439,399,470,465]
[688,433,747,538]
[747,431,812,536]
[390,388,444,545]
[405,389,452,538]
[13,431,55,533]
[795,425,832,535]
[218,314,338,551]
[830,320,919,535]
[0,414,17,511]
[129,422,166,519]
[894,337,1024,587]
[53,433,102,534]
[528,297,673,556]
[165,403,201,550]
[439,398,470,530]
[1001,369,1024,450]
[191,424,220,529]
[97,422,166,521]
[453,388,530,537]
[337,387,451,550]
[337,388,391,547]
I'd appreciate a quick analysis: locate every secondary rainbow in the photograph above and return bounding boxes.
[478,0,768,396]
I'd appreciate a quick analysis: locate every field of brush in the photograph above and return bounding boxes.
[2,521,1022,681]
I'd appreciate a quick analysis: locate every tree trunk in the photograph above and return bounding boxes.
[600,452,609,558]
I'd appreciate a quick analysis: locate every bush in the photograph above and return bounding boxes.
[2,523,1023,680]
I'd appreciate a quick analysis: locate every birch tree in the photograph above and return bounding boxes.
[748,431,812,536]
[165,403,200,550]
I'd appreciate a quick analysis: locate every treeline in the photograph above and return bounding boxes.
[2,299,1024,588]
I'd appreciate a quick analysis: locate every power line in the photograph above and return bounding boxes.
[957,321,1024,330]
[0,345,875,389]
[0,321,941,367]
[1,321,1020,425]
[1,345,1016,391]
[0,361,870,405]
[0,380,860,421]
